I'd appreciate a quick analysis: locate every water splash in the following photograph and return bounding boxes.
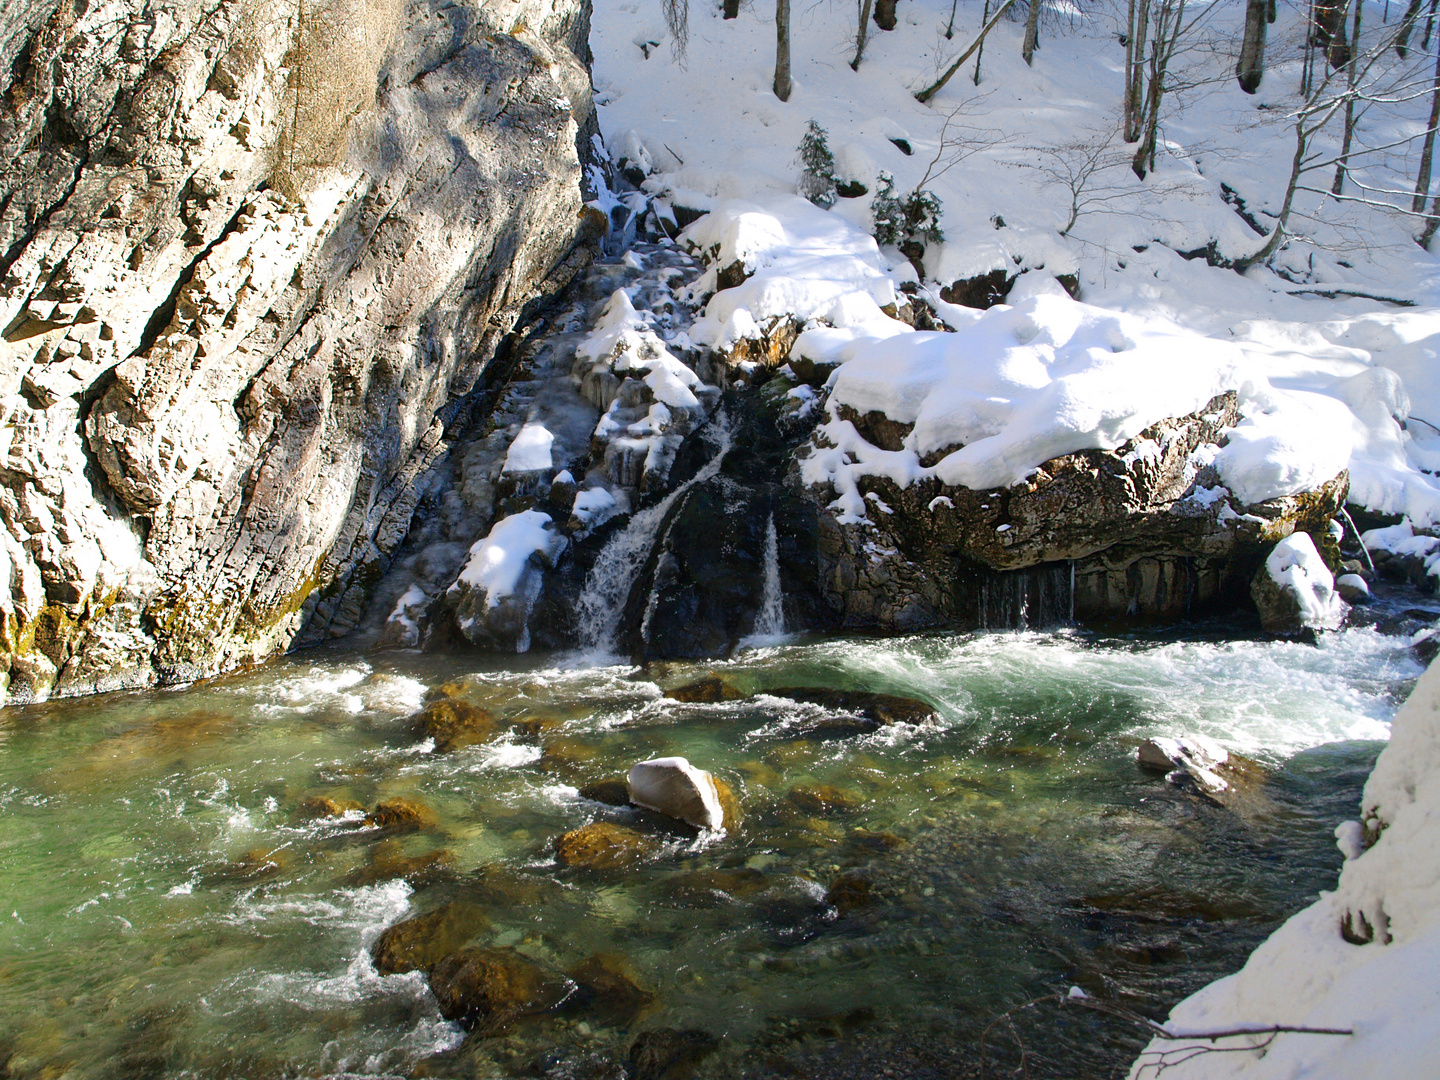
[574,411,735,659]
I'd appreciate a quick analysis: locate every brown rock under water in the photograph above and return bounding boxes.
[428,947,574,1032]
[412,700,501,753]
[371,900,490,975]
[553,822,659,870]
[366,797,438,831]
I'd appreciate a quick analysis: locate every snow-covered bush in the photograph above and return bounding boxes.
[870,171,944,254]
[795,120,838,208]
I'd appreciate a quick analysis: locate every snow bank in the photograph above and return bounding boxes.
[1130,659,1440,1080]
[503,422,555,473]
[826,288,1245,491]
[451,510,567,606]
[682,197,908,352]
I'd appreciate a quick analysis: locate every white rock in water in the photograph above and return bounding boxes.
[1336,573,1371,603]
[628,756,724,830]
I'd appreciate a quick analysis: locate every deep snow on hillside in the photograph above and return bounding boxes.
[592,0,1440,525]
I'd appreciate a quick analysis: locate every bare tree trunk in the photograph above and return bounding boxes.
[914,0,1020,103]
[1022,0,1041,64]
[1236,114,1310,270]
[1132,0,1184,178]
[1413,35,1440,213]
[1315,0,1352,67]
[1237,0,1269,93]
[1332,0,1363,194]
[724,0,740,19]
[946,0,960,38]
[1420,188,1440,248]
[852,0,875,69]
[774,0,792,101]
[974,0,992,83]
[875,0,898,31]
[1124,0,1151,142]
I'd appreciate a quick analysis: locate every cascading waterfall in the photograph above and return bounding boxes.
[974,562,1076,631]
[575,412,735,658]
[752,513,785,638]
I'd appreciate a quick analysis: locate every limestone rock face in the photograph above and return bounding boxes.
[804,392,1350,630]
[0,0,599,704]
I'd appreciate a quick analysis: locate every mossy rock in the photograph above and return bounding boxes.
[553,822,659,870]
[428,947,573,1032]
[412,700,501,753]
[366,797,438,830]
[372,900,491,975]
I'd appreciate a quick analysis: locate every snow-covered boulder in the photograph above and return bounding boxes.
[441,511,568,652]
[1335,573,1371,604]
[627,756,725,830]
[1138,734,1234,802]
[1251,532,1347,637]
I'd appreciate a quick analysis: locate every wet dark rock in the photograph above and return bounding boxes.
[428,948,575,1033]
[626,1029,720,1080]
[371,900,490,975]
[825,872,875,915]
[940,268,1013,309]
[767,687,937,735]
[1081,885,1268,923]
[553,822,660,870]
[299,795,364,819]
[349,839,456,888]
[789,783,865,814]
[836,180,869,198]
[579,778,632,806]
[569,953,656,1025]
[412,700,502,753]
[847,828,908,852]
[664,676,743,703]
[366,797,439,831]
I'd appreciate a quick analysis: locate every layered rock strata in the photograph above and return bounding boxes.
[804,392,1348,629]
[0,0,599,702]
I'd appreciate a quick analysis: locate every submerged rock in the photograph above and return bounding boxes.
[299,795,364,819]
[554,822,660,870]
[1252,531,1348,636]
[366,797,439,831]
[349,839,455,888]
[428,947,574,1032]
[664,676,744,703]
[627,1029,720,1080]
[628,757,726,830]
[767,687,937,736]
[411,700,501,753]
[1138,734,1268,808]
[579,778,633,806]
[789,783,866,814]
[372,901,490,975]
[569,952,656,1025]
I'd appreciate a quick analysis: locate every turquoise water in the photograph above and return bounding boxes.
[0,627,1416,1078]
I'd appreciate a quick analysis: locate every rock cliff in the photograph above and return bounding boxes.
[0,0,599,702]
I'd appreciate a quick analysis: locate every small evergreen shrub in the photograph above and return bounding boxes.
[796,120,839,209]
[871,170,945,252]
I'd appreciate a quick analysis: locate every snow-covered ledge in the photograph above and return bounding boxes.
[1129,660,1440,1079]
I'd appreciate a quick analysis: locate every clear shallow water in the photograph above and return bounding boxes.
[0,627,1419,1079]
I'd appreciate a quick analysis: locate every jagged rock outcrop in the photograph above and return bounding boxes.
[0,0,600,702]
[805,392,1349,629]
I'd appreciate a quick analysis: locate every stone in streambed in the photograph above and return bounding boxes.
[713,776,743,830]
[372,900,490,975]
[540,738,600,771]
[628,757,725,830]
[1336,573,1371,603]
[411,700,502,753]
[788,783,865,814]
[1251,532,1347,636]
[428,947,574,1032]
[299,795,364,819]
[366,797,439,830]
[664,867,770,904]
[825,871,875,915]
[578,777,632,806]
[664,676,743,703]
[349,838,455,888]
[568,952,656,1025]
[554,822,660,870]
[766,687,937,736]
[627,1028,720,1080]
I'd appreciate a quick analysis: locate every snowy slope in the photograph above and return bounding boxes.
[592,0,1440,523]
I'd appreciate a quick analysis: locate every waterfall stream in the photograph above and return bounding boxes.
[574,411,735,659]
[749,513,785,641]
